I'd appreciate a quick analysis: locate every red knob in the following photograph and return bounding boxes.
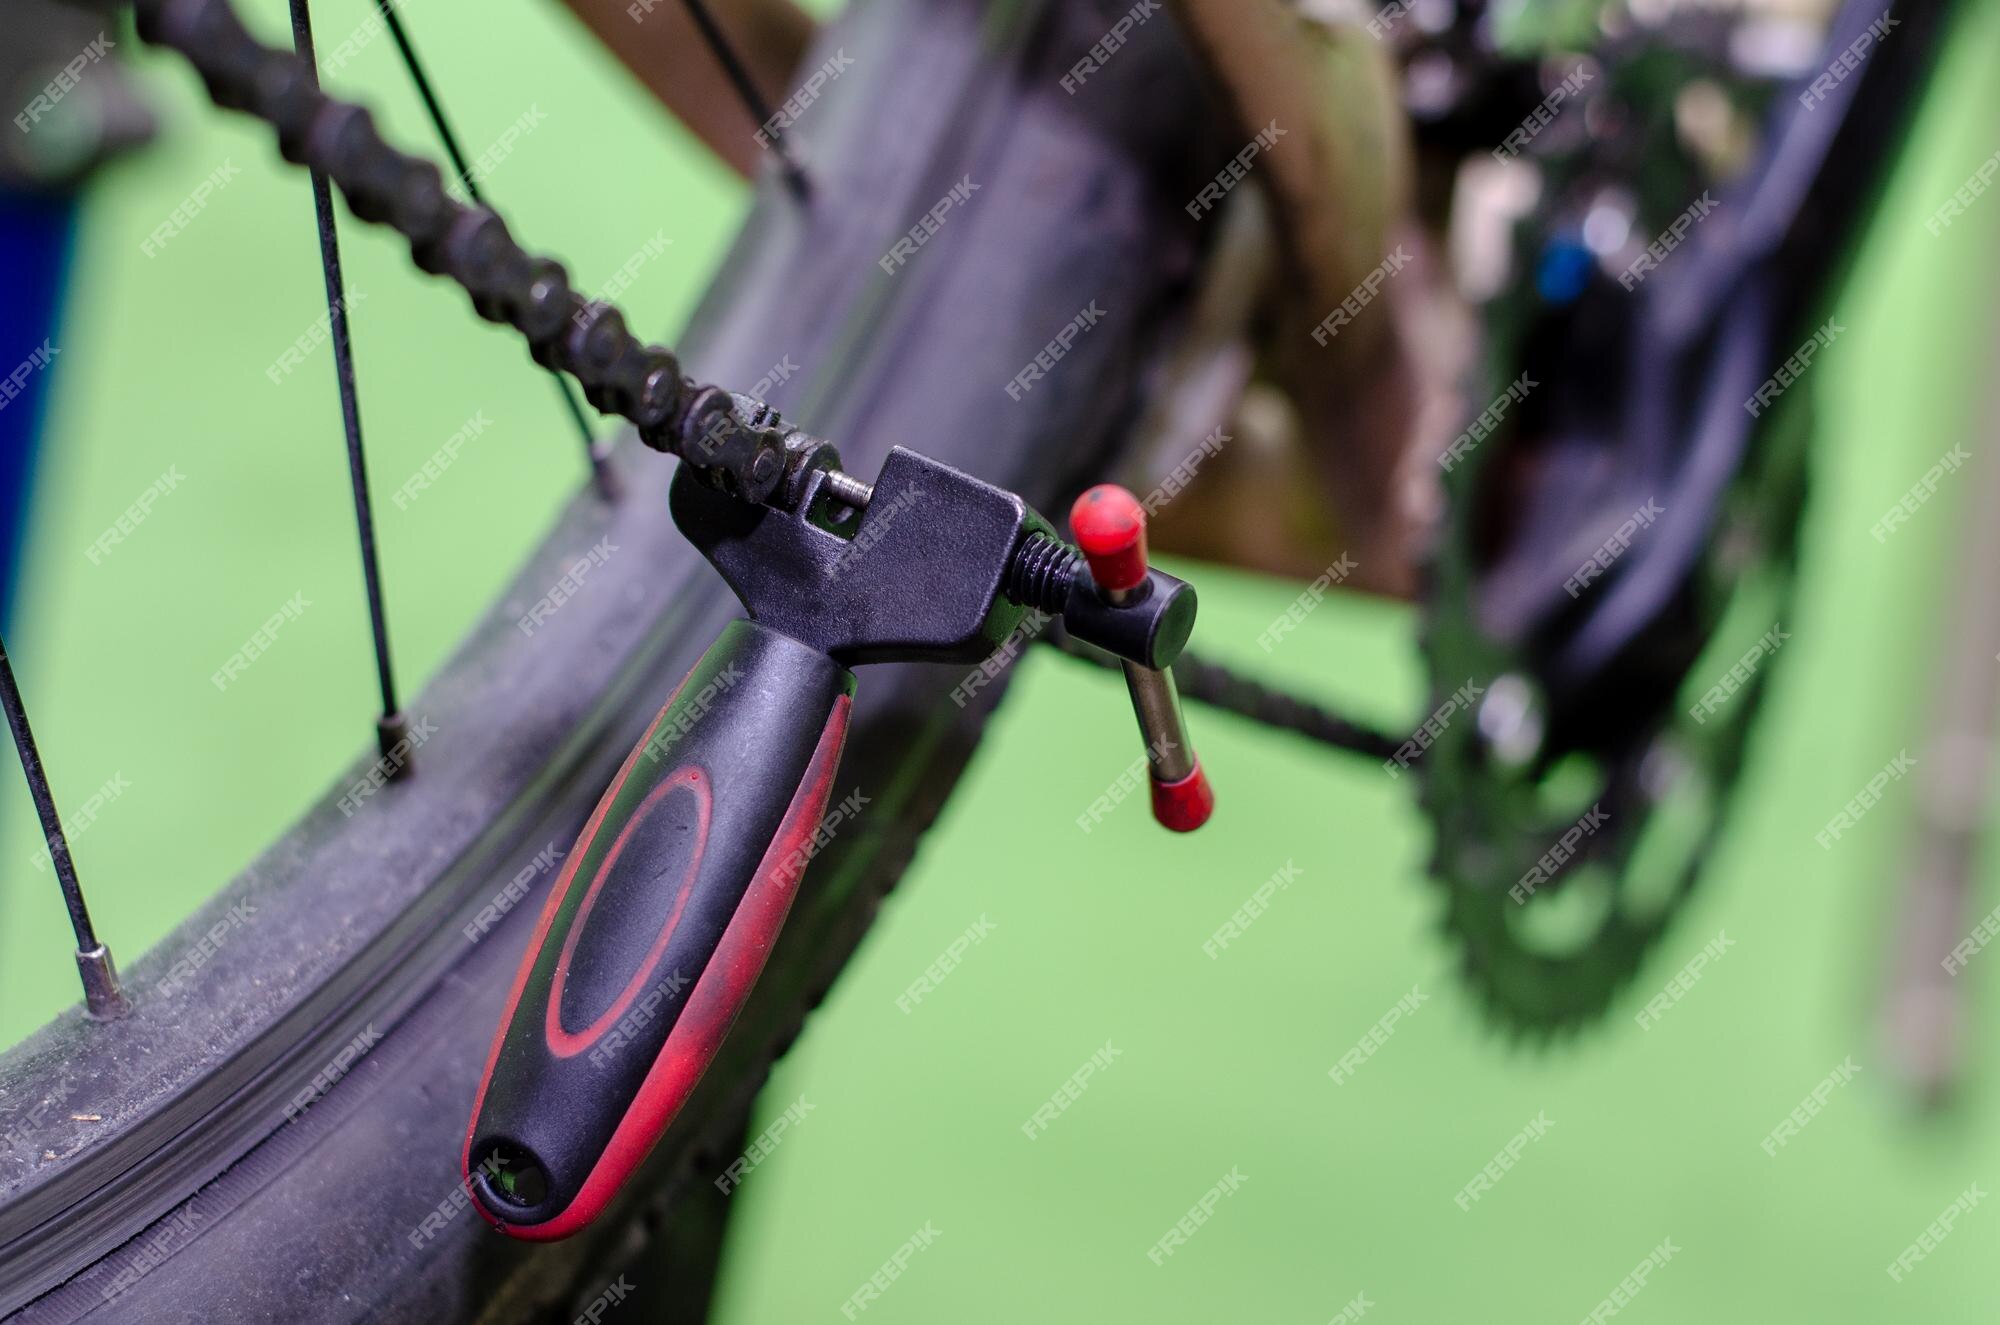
[1070,485,1149,594]
[1150,761,1215,833]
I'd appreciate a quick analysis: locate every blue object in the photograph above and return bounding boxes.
[0,188,76,626]
[1535,233,1595,306]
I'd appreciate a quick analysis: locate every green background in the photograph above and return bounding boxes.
[5,1,2000,1319]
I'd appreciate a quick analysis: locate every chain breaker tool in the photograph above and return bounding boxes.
[463,397,1212,1236]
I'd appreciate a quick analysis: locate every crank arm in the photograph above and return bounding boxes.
[464,619,851,1238]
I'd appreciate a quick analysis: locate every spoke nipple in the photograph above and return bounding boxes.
[376,711,416,781]
[76,944,132,1021]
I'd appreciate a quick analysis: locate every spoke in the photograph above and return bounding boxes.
[373,0,618,499]
[289,0,412,771]
[0,634,130,1020]
[677,0,810,201]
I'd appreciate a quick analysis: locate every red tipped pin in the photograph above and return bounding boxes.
[1068,484,1213,832]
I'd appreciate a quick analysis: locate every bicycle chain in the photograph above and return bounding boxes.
[134,0,792,504]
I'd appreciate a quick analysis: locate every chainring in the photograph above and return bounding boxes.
[1419,398,1807,1033]
[1409,8,1817,1034]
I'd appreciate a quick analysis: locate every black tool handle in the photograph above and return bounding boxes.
[464,619,852,1238]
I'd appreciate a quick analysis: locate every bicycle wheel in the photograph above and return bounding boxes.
[0,0,1226,1318]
